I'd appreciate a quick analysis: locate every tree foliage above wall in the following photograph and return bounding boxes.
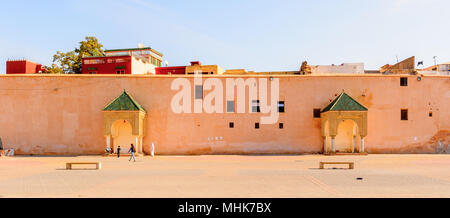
[46,36,105,74]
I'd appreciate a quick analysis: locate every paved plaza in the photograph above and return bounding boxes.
[1,154,450,198]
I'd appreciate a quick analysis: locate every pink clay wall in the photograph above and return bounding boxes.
[0,74,448,155]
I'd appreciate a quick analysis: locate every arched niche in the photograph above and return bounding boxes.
[102,91,147,154]
[320,92,368,154]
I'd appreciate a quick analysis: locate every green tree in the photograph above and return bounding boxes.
[45,64,63,74]
[47,36,104,74]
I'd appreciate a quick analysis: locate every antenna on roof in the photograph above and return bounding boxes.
[433,56,438,69]
[165,60,169,67]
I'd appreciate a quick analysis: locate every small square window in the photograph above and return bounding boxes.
[227,101,235,113]
[313,109,321,118]
[255,123,260,129]
[278,101,285,113]
[195,85,203,99]
[252,100,260,113]
[279,123,284,129]
[229,122,234,128]
[400,77,408,86]
[401,109,408,120]
[429,112,433,117]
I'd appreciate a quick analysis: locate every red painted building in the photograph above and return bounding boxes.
[82,56,133,74]
[155,62,203,75]
[155,66,187,75]
[81,47,163,75]
[6,60,46,74]
[155,61,224,75]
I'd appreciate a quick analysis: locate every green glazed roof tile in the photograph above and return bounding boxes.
[322,91,368,112]
[103,91,146,112]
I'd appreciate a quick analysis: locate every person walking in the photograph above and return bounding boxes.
[128,144,136,162]
[117,146,121,158]
[0,137,4,157]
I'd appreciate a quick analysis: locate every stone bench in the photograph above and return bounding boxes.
[66,162,101,170]
[320,162,354,169]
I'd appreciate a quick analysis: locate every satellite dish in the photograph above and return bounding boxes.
[138,43,145,48]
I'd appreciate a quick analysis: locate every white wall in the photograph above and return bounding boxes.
[311,63,365,74]
[131,56,156,75]
[439,64,450,72]
[419,70,450,76]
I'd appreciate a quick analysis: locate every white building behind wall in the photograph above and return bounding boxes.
[419,62,450,76]
[311,63,365,74]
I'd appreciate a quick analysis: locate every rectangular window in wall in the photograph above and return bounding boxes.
[314,109,322,118]
[279,123,284,129]
[401,109,408,120]
[227,101,235,113]
[195,85,203,99]
[115,58,129,63]
[252,100,261,113]
[85,59,105,64]
[278,101,285,113]
[255,123,260,129]
[400,77,408,86]
[229,122,234,128]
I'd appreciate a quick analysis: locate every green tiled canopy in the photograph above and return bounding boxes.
[322,92,368,112]
[103,91,146,112]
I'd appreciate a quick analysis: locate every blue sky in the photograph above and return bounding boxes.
[1,0,449,73]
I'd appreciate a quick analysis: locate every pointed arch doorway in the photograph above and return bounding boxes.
[102,91,146,154]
